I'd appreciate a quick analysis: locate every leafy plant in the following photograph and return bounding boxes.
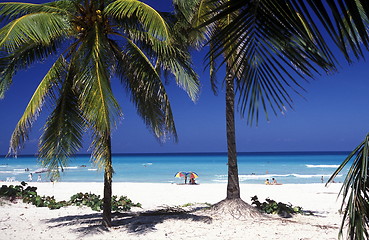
[251,195,305,217]
[69,192,141,212]
[0,183,140,211]
[111,195,141,211]
[328,134,369,239]
[69,192,103,211]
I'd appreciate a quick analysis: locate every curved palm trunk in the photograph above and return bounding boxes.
[225,67,240,199]
[102,135,113,227]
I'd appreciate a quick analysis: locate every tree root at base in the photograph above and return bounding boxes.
[205,198,264,220]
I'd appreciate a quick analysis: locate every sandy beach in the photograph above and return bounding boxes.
[0,182,344,239]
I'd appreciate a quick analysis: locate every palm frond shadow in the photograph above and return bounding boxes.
[44,206,212,237]
[44,212,108,237]
[113,207,212,234]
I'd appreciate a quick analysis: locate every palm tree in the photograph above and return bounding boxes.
[328,134,369,239]
[205,0,369,237]
[174,0,337,214]
[0,0,198,227]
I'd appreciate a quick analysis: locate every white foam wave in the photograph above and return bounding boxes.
[212,179,227,183]
[58,166,78,170]
[290,174,342,178]
[0,170,26,175]
[238,174,291,180]
[216,173,342,180]
[88,169,97,171]
[306,164,340,168]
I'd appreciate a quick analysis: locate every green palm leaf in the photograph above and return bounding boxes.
[0,41,59,98]
[293,0,369,61]
[327,134,369,240]
[76,23,122,167]
[128,28,199,102]
[105,0,170,41]
[206,0,336,124]
[9,56,67,155]
[0,1,73,20]
[0,12,71,51]
[173,0,218,48]
[38,65,85,179]
[110,38,177,141]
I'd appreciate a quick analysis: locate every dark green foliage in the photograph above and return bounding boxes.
[0,181,36,202]
[0,183,140,211]
[69,192,142,212]
[251,195,305,217]
[328,133,369,239]
[69,192,103,211]
[111,195,142,211]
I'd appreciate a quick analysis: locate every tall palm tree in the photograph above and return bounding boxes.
[174,0,337,213]
[206,0,369,237]
[0,0,198,227]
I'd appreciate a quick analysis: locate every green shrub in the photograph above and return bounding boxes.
[251,195,304,217]
[69,192,141,211]
[112,195,141,211]
[0,183,141,212]
[69,192,103,211]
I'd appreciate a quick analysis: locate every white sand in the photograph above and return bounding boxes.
[0,182,345,239]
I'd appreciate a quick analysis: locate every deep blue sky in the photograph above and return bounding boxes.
[1,0,369,155]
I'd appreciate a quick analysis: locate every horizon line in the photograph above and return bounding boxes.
[0,150,351,158]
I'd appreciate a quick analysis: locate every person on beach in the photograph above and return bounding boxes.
[28,173,33,181]
[265,179,270,185]
[189,177,196,184]
[37,175,42,182]
[184,175,188,184]
[272,178,277,185]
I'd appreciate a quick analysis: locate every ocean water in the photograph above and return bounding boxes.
[0,152,350,184]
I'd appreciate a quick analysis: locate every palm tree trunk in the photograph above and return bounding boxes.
[225,66,240,199]
[102,135,112,227]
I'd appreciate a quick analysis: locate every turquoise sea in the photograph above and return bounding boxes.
[0,152,350,184]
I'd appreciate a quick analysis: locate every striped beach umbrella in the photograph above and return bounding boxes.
[174,171,187,178]
[187,172,199,179]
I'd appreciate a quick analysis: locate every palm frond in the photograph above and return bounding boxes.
[38,64,85,179]
[158,47,199,102]
[76,23,121,168]
[0,1,73,21]
[0,41,59,98]
[105,0,170,41]
[118,13,200,101]
[292,0,365,62]
[327,134,369,239]
[207,0,337,124]
[9,56,67,156]
[173,0,219,48]
[109,39,177,142]
[0,12,71,52]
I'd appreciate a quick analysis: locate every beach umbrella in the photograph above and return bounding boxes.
[187,172,199,179]
[174,171,187,178]
[175,171,188,184]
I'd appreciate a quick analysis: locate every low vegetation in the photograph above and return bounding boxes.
[0,182,141,211]
[251,195,307,217]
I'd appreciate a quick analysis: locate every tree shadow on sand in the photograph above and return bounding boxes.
[44,206,212,238]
